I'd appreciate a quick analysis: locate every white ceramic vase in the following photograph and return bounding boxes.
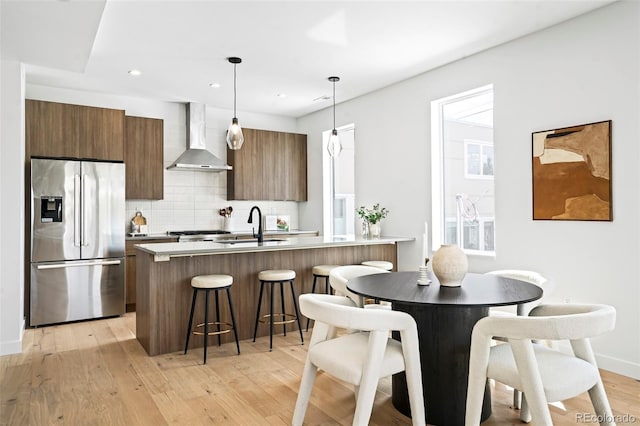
[432,244,468,287]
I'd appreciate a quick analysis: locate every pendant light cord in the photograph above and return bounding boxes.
[233,63,237,118]
[332,79,336,129]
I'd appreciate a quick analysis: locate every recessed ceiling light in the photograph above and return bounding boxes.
[209,82,221,88]
[277,93,287,98]
[128,69,141,76]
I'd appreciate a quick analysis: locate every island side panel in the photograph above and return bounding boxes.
[136,243,397,356]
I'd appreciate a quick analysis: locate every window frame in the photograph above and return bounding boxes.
[431,84,495,257]
[322,123,356,237]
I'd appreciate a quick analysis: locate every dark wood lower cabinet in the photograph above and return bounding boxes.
[125,254,137,312]
[135,243,398,356]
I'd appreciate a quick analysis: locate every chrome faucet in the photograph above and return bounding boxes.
[248,206,263,243]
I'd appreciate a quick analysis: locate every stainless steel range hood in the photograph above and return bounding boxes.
[167,103,232,171]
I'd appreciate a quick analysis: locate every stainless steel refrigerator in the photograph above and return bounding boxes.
[30,158,126,326]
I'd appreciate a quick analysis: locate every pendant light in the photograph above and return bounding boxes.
[327,76,342,157]
[226,57,244,150]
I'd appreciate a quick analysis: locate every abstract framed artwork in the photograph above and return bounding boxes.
[532,120,612,221]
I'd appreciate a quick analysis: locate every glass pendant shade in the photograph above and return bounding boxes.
[226,57,243,150]
[327,128,342,157]
[226,117,244,150]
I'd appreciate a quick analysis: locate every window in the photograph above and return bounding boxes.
[444,216,495,252]
[323,125,355,237]
[464,140,494,178]
[431,85,495,255]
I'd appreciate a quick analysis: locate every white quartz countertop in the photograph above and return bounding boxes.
[135,235,414,261]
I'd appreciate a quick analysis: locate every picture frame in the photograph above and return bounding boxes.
[532,120,612,221]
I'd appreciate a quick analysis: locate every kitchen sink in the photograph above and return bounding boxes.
[216,238,286,244]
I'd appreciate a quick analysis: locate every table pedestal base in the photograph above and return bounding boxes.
[391,302,492,426]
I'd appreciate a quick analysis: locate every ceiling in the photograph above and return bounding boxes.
[1,0,615,118]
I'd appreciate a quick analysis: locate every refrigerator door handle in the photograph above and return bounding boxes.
[81,173,88,247]
[36,259,122,270]
[74,174,81,247]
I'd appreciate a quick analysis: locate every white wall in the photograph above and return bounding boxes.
[26,85,300,234]
[298,1,640,378]
[0,59,26,355]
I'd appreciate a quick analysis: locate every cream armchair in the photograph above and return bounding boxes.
[292,294,425,426]
[485,269,552,317]
[465,303,616,426]
[329,265,390,308]
[485,269,552,408]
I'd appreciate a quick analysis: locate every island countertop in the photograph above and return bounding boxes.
[135,235,414,261]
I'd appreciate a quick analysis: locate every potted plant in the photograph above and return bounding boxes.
[356,203,389,238]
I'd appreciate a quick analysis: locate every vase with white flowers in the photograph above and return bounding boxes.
[356,203,389,238]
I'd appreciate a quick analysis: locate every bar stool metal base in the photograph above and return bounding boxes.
[305,274,332,331]
[252,276,304,351]
[184,282,240,365]
[304,265,340,331]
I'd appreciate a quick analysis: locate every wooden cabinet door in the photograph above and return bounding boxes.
[78,106,125,161]
[287,133,307,201]
[125,116,164,200]
[227,128,307,201]
[26,100,125,161]
[263,130,286,200]
[228,127,264,200]
[26,100,79,158]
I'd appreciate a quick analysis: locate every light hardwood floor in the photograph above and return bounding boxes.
[1,313,638,425]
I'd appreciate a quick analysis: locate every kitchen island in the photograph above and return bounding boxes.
[135,236,412,356]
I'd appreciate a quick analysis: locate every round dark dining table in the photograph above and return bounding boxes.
[347,270,543,426]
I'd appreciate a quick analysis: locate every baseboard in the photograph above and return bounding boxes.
[555,341,640,380]
[0,318,25,356]
[596,353,640,380]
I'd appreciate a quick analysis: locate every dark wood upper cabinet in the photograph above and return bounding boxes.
[78,105,125,161]
[26,99,124,161]
[227,128,307,201]
[228,128,265,200]
[288,133,308,201]
[124,116,164,200]
[26,100,79,158]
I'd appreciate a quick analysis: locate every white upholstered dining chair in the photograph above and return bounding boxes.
[485,269,552,408]
[465,303,616,426]
[485,269,552,316]
[329,265,390,308]
[292,294,426,426]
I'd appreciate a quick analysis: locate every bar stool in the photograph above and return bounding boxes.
[184,274,240,364]
[305,264,340,331]
[252,269,304,351]
[361,260,393,271]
